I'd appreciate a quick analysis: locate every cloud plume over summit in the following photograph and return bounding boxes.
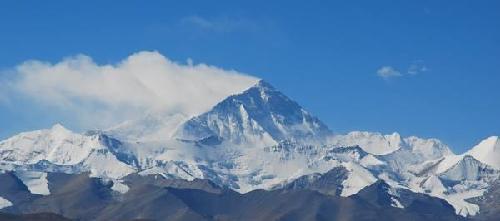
[1,51,258,129]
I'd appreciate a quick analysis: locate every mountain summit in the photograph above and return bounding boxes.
[175,80,331,145]
[466,136,500,169]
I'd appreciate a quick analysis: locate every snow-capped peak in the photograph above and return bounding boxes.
[253,79,276,101]
[0,124,95,165]
[50,123,71,132]
[0,124,136,179]
[329,131,453,165]
[404,136,454,159]
[174,80,331,145]
[329,131,403,155]
[466,136,500,169]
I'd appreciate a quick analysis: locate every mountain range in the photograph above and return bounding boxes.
[0,80,498,221]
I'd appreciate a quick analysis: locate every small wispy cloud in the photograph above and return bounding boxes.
[377,66,402,79]
[377,61,428,80]
[407,62,428,75]
[180,15,259,33]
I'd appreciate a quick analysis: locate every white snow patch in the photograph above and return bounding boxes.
[391,197,404,208]
[84,150,136,180]
[378,173,408,190]
[445,189,485,217]
[340,162,377,197]
[0,197,12,209]
[111,180,129,194]
[360,155,385,167]
[387,186,405,209]
[413,174,486,217]
[138,165,198,181]
[14,171,50,195]
[435,155,464,174]
[421,175,446,194]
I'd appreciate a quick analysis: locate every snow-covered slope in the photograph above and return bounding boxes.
[13,170,50,195]
[0,197,12,209]
[330,131,454,175]
[466,136,500,169]
[330,131,403,155]
[107,112,188,142]
[340,162,378,196]
[0,124,136,179]
[380,138,453,174]
[0,124,96,165]
[330,131,453,159]
[416,160,496,216]
[440,155,497,181]
[399,147,498,216]
[175,80,331,145]
[328,131,500,217]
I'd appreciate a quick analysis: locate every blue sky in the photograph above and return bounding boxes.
[1,0,499,153]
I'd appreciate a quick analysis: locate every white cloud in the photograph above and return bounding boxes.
[377,61,429,80]
[376,66,402,79]
[407,63,428,75]
[181,15,259,33]
[3,51,258,129]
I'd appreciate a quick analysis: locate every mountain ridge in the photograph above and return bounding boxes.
[0,80,498,219]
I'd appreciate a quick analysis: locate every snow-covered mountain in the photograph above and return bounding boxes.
[0,124,135,179]
[330,131,454,165]
[466,136,500,169]
[329,131,404,155]
[0,80,498,219]
[175,80,331,145]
